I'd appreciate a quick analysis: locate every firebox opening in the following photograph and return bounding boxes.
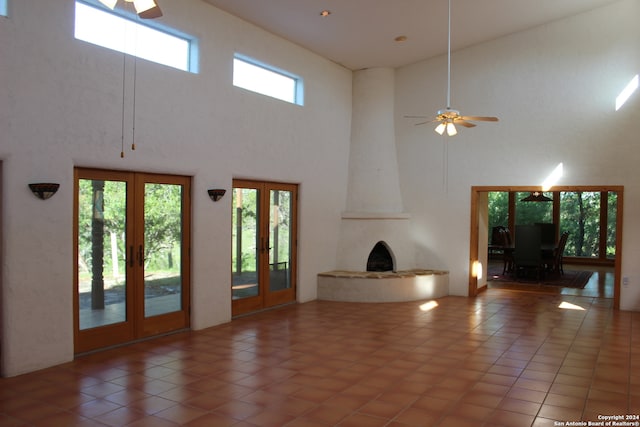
[367,241,395,272]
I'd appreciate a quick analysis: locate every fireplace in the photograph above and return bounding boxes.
[317,68,449,302]
[367,241,394,272]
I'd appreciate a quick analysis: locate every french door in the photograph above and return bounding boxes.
[74,168,191,354]
[232,180,297,316]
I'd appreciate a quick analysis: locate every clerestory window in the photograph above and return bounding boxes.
[74,1,197,73]
[233,54,303,105]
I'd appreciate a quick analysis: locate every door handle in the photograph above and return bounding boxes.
[129,246,134,267]
[138,245,144,267]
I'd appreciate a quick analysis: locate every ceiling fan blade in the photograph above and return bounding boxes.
[138,2,162,19]
[456,120,476,128]
[414,121,431,126]
[460,115,499,122]
[404,115,429,119]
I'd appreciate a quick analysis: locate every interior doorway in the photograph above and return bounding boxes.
[469,186,623,309]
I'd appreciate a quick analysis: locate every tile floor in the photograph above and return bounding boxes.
[1,288,639,426]
[487,262,615,299]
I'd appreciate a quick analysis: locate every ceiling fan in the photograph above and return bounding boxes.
[406,0,498,136]
[98,0,163,19]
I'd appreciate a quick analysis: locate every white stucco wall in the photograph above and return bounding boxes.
[395,0,640,300]
[0,0,352,376]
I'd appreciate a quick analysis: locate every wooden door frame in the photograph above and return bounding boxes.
[136,172,191,338]
[74,168,136,353]
[74,168,191,354]
[469,185,623,309]
[231,179,298,317]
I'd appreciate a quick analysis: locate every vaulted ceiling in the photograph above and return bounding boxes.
[203,0,619,70]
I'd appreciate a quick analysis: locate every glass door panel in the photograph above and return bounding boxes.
[232,187,261,310]
[143,183,183,317]
[269,189,292,292]
[77,178,128,330]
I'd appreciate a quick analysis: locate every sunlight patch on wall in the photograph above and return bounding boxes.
[615,75,638,111]
[542,163,563,191]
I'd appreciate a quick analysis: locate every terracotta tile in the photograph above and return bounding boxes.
[30,411,97,427]
[448,402,494,421]
[543,392,585,410]
[471,381,511,396]
[358,398,406,419]
[338,412,388,427]
[460,391,504,408]
[183,412,241,427]
[392,406,442,427]
[585,396,628,413]
[211,400,264,420]
[437,414,482,427]
[92,406,147,426]
[153,403,208,424]
[506,387,548,404]
[488,409,536,427]
[548,383,590,399]
[73,398,123,418]
[513,377,552,393]
[3,284,635,427]
[499,397,542,416]
[410,395,454,414]
[244,408,296,427]
[128,395,179,414]
[538,403,582,421]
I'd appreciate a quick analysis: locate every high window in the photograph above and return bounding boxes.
[233,55,303,105]
[74,1,196,73]
[1,0,7,17]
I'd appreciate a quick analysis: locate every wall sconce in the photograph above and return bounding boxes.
[29,183,60,200]
[472,260,483,280]
[207,188,226,202]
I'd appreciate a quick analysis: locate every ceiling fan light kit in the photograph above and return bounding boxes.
[406,0,498,136]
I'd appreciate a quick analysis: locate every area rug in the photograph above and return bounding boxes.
[487,265,592,288]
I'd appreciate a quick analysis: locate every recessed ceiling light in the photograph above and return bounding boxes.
[320,10,331,17]
[394,35,408,42]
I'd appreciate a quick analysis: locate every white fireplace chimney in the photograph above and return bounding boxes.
[336,68,414,271]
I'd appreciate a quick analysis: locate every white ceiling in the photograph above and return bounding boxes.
[202,0,619,70]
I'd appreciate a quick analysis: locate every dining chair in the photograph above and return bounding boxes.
[544,231,569,275]
[500,228,514,274]
[513,225,545,280]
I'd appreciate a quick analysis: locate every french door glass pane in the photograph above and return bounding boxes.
[269,190,292,292]
[232,188,260,299]
[559,191,601,257]
[144,183,183,317]
[607,192,617,259]
[78,179,127,330]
